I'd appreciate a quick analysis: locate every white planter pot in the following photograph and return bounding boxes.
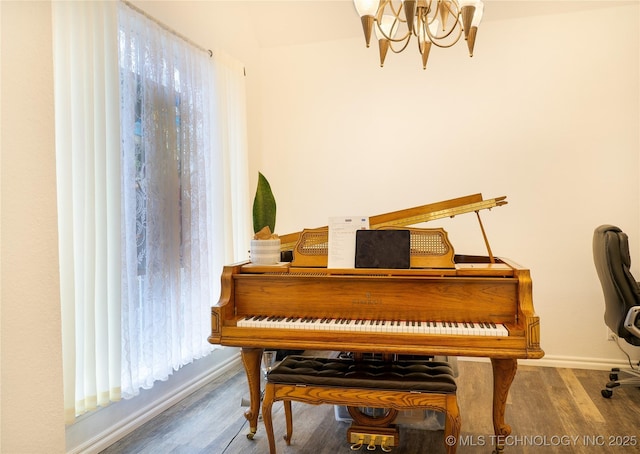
[250,239,281,265]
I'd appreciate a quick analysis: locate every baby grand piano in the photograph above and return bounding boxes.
[209,194,543,453]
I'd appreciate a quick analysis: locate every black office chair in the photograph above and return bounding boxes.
[593,225,640,398]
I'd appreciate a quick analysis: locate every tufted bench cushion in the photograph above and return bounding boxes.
[268,355,457,393]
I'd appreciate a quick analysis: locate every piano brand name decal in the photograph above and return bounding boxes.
[352,292,381,306]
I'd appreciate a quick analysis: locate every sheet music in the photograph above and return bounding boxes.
[328,216,369,268]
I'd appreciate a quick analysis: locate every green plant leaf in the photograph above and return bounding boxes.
[252,172,276,234]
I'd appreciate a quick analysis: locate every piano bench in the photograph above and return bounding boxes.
[262,355,460,454]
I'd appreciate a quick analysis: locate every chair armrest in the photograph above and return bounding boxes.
[624,306,640,338]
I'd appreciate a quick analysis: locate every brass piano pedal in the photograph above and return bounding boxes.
[367,436,378,450]
[350,435,365,451]
[380,436,393,452]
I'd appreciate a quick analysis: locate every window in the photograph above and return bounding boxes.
[54,1,249,423]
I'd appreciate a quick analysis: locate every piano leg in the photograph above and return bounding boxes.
[241,347,264,439]
[490,358,517,454]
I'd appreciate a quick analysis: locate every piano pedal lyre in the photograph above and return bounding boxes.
[348,426,398,452]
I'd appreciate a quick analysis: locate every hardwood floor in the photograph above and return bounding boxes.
[101,359,640,453]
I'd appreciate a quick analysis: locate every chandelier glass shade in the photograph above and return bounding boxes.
[353,0,485,69]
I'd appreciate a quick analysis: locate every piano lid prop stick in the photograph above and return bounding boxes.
[476,210,495,263]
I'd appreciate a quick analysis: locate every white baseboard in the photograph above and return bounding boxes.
[520,355,634,370]
[459,355,634,371]
[66,348,241,454]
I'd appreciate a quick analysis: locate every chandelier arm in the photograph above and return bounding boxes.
[427,26,463,48]
[375,16,412,43]
[374,0,409,43]
[376,0,406,26]
[388,37,413,54]
[414,10,462,48]
[422,5,462,43]
[380,30,412,43]
[385,0,403,21]
[426,23,460,41]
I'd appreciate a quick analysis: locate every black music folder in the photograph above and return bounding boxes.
[355,229,411,269]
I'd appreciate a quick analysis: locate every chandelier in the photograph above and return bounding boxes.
[353,0,485,69]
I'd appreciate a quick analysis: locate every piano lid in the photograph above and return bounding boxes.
[278,193,507,265]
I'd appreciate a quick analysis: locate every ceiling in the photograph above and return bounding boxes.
[241,0,634,48]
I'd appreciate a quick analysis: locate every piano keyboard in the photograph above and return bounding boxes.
[237,315,509,337]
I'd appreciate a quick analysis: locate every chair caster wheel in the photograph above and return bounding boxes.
[601,389,613,398]
[247,432,256,440]
[609,373,618,381]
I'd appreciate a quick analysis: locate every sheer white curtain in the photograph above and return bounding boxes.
[118,1,220,397]
[54,1,249,423]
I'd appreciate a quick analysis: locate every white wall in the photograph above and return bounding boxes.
[1,1,65,452]
[252,2,640,366]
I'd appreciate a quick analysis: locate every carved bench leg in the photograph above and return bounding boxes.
[283,400,293,445]
[262,389,293,453]
[262,383,277,454]
[444,394,461,454]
